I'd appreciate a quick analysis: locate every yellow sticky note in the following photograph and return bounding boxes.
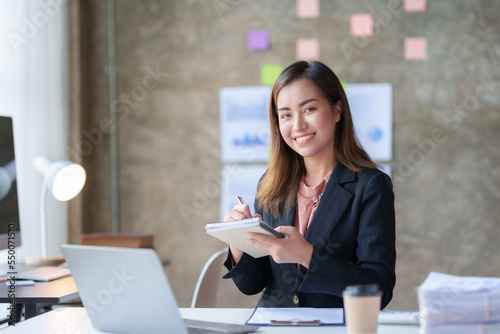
[340,80,347,90]
[261,64,283,86]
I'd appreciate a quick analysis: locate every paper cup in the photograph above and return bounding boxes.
[343,284,382,334]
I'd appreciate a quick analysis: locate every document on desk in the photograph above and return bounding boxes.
[246,307,344,326]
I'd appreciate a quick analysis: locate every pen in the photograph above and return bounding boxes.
[235,196,246,205]
[270,320,322,326]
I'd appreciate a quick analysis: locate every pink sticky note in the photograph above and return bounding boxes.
[297,0,320,19]
[404,0,427,12]
[350,14,374,37]
[405,37,427,60]
[247,30,269,51]
[296,38,320,61]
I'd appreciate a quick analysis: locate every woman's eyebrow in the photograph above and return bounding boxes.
[299,98,318,107]
[278,98,318,112]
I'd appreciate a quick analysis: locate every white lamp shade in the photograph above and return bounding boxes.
[34,156,86,201]
[51,163,86,201]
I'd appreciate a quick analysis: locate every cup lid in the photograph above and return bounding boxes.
[342,284,382,297]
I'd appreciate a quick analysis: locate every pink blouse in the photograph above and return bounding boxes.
[295,173,331,236]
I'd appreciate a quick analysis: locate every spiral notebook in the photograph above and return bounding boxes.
[205,217,284,258]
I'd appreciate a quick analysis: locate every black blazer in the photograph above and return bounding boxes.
[223,162,396,309]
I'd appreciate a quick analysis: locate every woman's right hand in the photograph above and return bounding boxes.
[224,204,262,265]
[224,203,253,222]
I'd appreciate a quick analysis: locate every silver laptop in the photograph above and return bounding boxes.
[61,244,257,334]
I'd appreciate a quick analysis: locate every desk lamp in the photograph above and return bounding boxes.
[33,155,86,260]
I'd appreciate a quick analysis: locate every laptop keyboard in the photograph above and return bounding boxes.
[379,310,420,325]
[16,266,71,282]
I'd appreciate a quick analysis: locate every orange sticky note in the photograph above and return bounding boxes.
[350,14,374,37]
[405,37,427,60]
[404,0,427,12]
[297,0,320,19]
[296,38,320,61]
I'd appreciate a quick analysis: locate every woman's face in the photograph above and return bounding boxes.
[276,78,341,162]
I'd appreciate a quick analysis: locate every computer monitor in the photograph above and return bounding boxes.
[0,114,21,250]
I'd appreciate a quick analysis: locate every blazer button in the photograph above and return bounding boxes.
[293,295,299,305]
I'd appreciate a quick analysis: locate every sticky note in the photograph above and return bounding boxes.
[404,37,427,60]
[404,0,427,12]
[297,0,320,19]
[296,38,320,61]
[340,80,347,90]
[350,14,374,37]
[261,64,283,86]
[247,30,270,51]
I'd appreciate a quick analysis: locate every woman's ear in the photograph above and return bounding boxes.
[333,100,343,123]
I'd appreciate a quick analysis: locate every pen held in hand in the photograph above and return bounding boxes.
[235,196,246,205]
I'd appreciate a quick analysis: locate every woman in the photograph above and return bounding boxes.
[223,61,396,309]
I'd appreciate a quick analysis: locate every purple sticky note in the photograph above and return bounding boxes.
[247,30,270,51]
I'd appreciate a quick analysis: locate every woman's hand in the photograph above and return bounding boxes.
[247,226,313,268]
[224,204,263,266]
[224,203,257,222]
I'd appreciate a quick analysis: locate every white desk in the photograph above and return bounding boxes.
[0,307,420,333]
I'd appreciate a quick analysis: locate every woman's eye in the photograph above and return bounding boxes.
[305,107,316,113]
[280,114,291,120]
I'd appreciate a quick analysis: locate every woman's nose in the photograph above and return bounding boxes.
[293,114,307,131]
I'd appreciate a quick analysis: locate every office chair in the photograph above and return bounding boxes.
[191,247,228,308]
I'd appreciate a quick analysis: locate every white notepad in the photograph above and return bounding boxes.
[205,217,284,258]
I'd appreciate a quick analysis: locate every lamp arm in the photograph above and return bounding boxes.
[40,174,50,258]
[35,156,86,258]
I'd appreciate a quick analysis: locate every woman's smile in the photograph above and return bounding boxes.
[294,133,315,144]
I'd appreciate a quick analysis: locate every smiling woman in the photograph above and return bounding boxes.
[222,61,396,309]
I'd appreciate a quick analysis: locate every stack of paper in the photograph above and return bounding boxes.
[417,272,500,333]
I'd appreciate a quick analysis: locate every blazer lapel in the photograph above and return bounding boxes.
[304,162,356,248]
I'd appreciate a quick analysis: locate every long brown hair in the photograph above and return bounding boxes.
[256,61,376,218]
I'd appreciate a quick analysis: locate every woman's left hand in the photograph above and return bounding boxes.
[247,226,313,268]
